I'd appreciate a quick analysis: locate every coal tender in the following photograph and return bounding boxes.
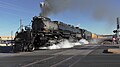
[13,16,92,52]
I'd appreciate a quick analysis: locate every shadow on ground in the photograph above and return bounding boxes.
[0,46,13,53]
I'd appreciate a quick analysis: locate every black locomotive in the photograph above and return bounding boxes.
[13,16,92,52]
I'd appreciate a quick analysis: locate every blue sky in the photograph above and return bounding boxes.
[0,0,118,36]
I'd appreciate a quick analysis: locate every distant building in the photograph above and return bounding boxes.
[0,36,15,40]
[92,33,98,39]
[98,35,113,39]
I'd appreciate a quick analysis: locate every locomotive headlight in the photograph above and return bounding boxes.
[15,38,20,41]
[44,26,47,29]
[43,26,49,32]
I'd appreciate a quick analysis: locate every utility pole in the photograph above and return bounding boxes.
[11,31,13,40]
[20,19,23,32]
[113,17,120,44]
[11,31,13,46]
[117,17,120,42]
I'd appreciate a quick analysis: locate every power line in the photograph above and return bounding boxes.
[0,1,19,8]
[0,1,34,14]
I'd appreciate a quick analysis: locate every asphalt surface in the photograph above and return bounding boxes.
[0,44,120,67]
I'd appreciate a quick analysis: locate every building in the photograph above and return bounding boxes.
[0,36,15,40]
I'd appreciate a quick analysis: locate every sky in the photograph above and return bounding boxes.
[0,0,119,36]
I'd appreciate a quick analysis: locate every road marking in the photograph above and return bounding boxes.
[21,55,58,67]
[50,45,98,67]
[69,45,99,67]
[21,49,71,67]
[50,55,76,67]
[21,45,99,67]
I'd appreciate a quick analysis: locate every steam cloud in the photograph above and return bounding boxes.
[40,0,120,22]
[40,39,89,50]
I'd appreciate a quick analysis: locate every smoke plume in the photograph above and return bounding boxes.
[40,0,120,22]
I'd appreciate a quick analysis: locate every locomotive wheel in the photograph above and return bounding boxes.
[22,44,28,52]
[13,45,19,53]
[34,47,39,50]
[13,43,23,52]
[28,44,35,52]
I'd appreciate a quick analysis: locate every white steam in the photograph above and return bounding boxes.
[79,39,89,44]
[40,39,89,50]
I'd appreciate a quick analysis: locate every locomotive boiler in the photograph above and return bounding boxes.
[14,16,92,52]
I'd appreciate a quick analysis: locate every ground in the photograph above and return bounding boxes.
[0,44,120,67]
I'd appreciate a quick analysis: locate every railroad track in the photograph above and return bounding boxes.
[20,45,98,67]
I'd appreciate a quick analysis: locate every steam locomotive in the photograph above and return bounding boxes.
[13,16,92,52]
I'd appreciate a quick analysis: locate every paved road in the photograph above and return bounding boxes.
[0,44,120,67]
